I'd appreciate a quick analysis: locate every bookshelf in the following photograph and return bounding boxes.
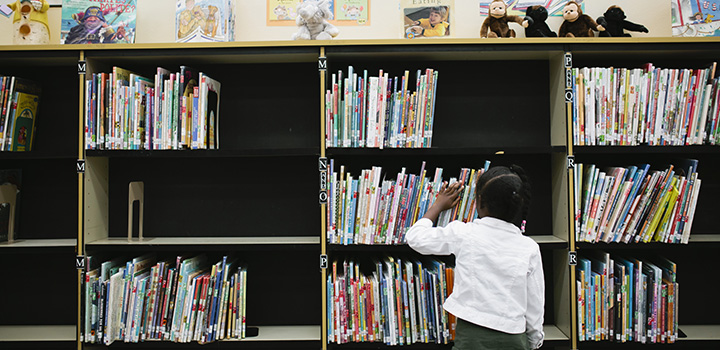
[0,48,80,349]
[0,38,717,350]
[80,44,323,348]
[569,40,720,348]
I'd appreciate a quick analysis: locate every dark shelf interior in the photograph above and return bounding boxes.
[0,247,77,326]
[107,155,318,238]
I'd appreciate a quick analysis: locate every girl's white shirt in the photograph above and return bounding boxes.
[406,216,545,349]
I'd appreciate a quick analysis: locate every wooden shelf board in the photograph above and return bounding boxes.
[532,236,567,245]
[329,236,565,252]
[679,325,720,341]
[689,234,720,243]
[544,324,569,341]
[3,37,720,52]
[0,325,76,342]
[0,239,76,248]
[87,236,320,246]
[327,146,558,156]
[574,145,720,155]
[227,325,320,342]
[86,148,318,158]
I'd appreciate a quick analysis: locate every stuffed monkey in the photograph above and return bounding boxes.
[596,5,648,37]
[558,1,605,37]
[480,0,528,38]
[524,5,557,37]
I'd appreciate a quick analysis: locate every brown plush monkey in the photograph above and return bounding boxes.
[558,1,604,37]
[480,0,528,38]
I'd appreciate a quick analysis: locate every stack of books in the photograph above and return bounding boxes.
[577,252,678,344]
[572,63,720,146]
[327,256,455,345]
[0,76,41,152]
[573,161,701,244]
[82,254,247,345]
[327,160,490,245]
[84,66,220,150]
[326,66,439,148]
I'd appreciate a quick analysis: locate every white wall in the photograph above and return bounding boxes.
[0,0,671,45]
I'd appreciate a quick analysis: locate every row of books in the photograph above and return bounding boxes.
[327,160,490,245]
[571,63,720,146]
[84,66,221,151]
[573,160,701,244]
[577,252,678,344]
[82,254,247,345]
[0,76,41,152]
[327,257,455,345]
[325,67,438,149]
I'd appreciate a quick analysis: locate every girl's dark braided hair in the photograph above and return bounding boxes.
[475,165,532,230]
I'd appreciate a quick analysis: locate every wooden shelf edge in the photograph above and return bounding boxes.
[0,325,76,342]
[545,324,570,341]
[679,325,720,341]
[328,236,565,251]
[228,325,320,342]
[0,239,76,248]
[689,234,720,243]
[86,236,321,246]
[3,37,720,52]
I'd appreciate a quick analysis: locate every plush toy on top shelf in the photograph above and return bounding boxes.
[524,5,557,37]
[6,0,50,44]
[558,1,605,37]
[596,5,649,37]
[292,0,339,40]
[480,0,528,38]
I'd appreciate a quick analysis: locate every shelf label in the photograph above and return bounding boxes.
[567,155,575,169]
[76,255,85,269]
[564,52,572,68]
[320,254,328,269]
[565,69,573,89]
[77,159,86,173]
[565,89,573,103]
[569,251,577,266]
[78,60,86,75]
[320,169,327,191]
[318,56,327,71]
[319,190,328,204]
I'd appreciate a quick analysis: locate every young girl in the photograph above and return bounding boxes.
[406,165,544,350]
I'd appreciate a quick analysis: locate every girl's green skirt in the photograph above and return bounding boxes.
[453,318,530,350]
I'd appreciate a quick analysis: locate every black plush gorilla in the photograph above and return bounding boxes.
[596,6,649,37]
[524,5,557,37]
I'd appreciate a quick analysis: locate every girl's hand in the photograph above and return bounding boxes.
[433,182,463,212]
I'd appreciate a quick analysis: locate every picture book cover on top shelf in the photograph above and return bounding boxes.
[402,0,453,39]
[672,0,720,37]
[60,0,137,44]
[267,0,370,26]
[176,0,235,43]
[0,169,21,243]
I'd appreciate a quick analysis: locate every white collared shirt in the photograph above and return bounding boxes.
[406,217,545,349]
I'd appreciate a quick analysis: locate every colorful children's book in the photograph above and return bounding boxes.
[61,0,137,44]
[176,0,235,43]
[5,78,41,151]
[402,0,453,39]
[672,0,720,37]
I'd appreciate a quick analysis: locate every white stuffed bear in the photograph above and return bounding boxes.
[292,0,339,40]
